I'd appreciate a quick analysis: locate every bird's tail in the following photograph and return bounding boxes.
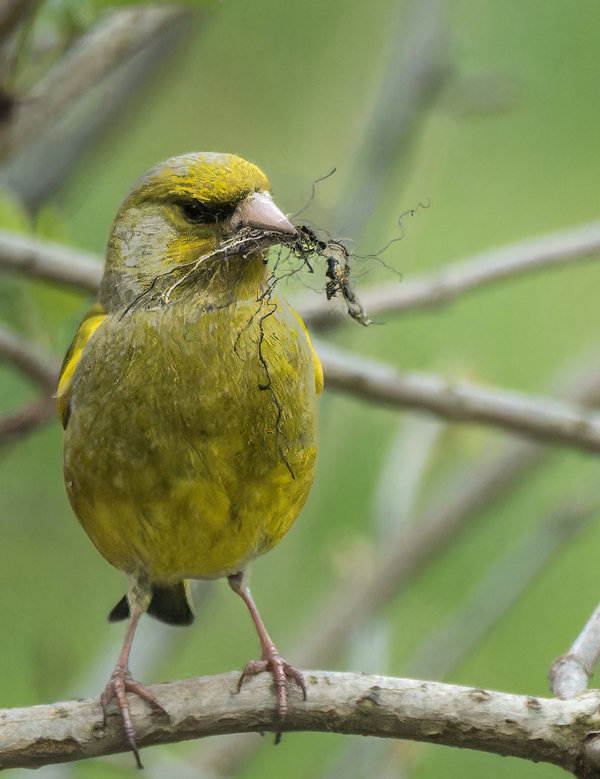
[108,580,195,626]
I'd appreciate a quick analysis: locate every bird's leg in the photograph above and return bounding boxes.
[228,570,306,724]
[101,606,167,768]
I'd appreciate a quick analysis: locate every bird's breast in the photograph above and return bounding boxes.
[63,294,318,581]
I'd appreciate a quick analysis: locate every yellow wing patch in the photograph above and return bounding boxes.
[290,306,324,396]
[311,339,324,396]
[56,302,106,428]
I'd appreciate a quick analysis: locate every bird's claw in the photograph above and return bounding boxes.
[238,647,306,720]
[101,667,168,768]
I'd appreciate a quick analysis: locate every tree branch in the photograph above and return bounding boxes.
[550,603,600,700]
[0,230,101,292]
[6,308,600,460]
[2,221,600,326]
[0,325,59,389]
[0,6,188,162]
[3,671,600,775]
[0,396,55,443]
[0,327,59,442]
[317,341,600,456]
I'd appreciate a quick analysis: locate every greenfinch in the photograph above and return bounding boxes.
[57,152,323,765]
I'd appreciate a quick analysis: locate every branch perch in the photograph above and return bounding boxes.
[3,671,600,776]
[317,342,600,456]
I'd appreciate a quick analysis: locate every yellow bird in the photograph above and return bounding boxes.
[57,152,323,764]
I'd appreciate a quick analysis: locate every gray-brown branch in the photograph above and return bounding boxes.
[550,603,600,700]
[0,6,188,162]
[318,342,600,457]
[0,229,101,292]
[2,220,600,321]
[5,320,600,459]
[3,671,600,777]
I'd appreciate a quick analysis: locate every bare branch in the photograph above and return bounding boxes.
[550,603,600,699]
[6,299,600,459]
[0,325,59,389]
[1,220,600,328]
[299,220,600,328]
[3,671,600,775]
[0,396,55,443]
[318,341,600,456]
[0,5,188,161]
[0,328,58,442]
[0,230,101,292]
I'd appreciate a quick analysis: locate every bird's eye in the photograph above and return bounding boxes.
[177,198,236,224]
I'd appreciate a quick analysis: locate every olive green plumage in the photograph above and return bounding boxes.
[63,283,318,585]
[59,152,321,622]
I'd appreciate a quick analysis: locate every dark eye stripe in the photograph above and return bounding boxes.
[178,198,237,224]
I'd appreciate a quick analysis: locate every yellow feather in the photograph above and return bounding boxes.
[56,302,106,428]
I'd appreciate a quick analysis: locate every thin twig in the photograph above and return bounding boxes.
[317,341,600,457]
[0,396,55,444]
[3,671,600,775]
[0,325,59,389]
[550,604,600,699]
[0,328,59,442]
[9,293,600,463]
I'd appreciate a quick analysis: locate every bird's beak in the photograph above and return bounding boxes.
[227,191,297,236]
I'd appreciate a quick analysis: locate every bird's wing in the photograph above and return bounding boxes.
[310,336,324,396]
[56,302,107,428]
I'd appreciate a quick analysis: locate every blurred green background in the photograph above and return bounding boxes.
[1,0,600,776]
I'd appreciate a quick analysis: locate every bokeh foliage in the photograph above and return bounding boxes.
[1,0,600,776]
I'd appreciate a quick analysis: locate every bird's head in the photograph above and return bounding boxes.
[101,152,296,311]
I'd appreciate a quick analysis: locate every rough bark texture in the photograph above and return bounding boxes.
[3,671,600,775]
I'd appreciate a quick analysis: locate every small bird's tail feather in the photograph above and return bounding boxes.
[108,595,130,622]
[108,581,195,626]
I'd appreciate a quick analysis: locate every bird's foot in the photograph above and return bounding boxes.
[238,643,306,723]
[101,666,167,768]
